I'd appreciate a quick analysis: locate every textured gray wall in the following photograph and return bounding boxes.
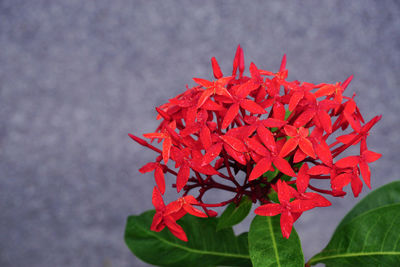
[1,1,399,266]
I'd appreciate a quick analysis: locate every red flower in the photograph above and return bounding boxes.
[129,46,381,240]
[254,180,315,238]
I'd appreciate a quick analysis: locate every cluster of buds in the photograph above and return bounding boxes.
[129,45,381,240]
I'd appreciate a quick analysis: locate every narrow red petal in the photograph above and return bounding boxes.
[155,166,166,194]
[257,126,276,152]
[289,91,303,111]
[211,57,223,79]
[296,163,309,193]
[279,138,299,158]
[152,187,165,211]
[193,77,213,88]
[299,137,316,158]
[162,136,172,164]
[176,164,190,192]
[202,142,223,166]
[220,135,248,152]
[362,150,382,163]
[183,203,208,218]
[221,103,240,129]
[254,203,282,216]
[314,84,335,98]
[359,161,371,188]
[249,157,272,181]
[280,211,294,239]
[315,140,333,166]
[200,126,212,150]
[335,156,360,168]
[139,162,158,173]
[273,157,296,177]
[240,99,266,114]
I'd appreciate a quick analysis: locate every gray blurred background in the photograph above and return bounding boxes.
[1,1,399,266]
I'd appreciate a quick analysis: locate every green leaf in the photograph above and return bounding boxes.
[125,210,251,267]
[249,215,304,267]
[338,180,400,228]
[308,181,400,266]
[217,196,252,231]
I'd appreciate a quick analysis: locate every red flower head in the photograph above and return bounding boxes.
[129,46,381,239]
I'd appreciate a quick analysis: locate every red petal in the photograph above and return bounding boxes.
[308,165,331,175]
[331,173,351,191]
[299,137,316,158]
[277,180,292,203]
[220,135,248,152]
[279,138,299,158]
[232,45,241,76]
[335,156,360,168]
[315,140,333,166]
[249,62,261,80]
[249,157,272,181]
[359,161,371,188]
[240,99,266,114]
[202,99,224,111]
[305,192,331,207]
[180,124,201,137]
[155,166,166,194]
[211,57,223,79]
[294,109,316,127]
[162,136,172,164]
[223,143,247,165]
[152,187,165,211]
[254,203,282,216]
[314,84,335,98]
[202,142,223,166]
[317,110,332,134]
[337,133,358,144]
[296,164,309,193]
[362,150,382,163]
[280,211,293,239]
[164,216,188,242]
[150,212,164,232]
[193,77,213,88]
[290,199,315,213]
[183,204,208,218]
[262,118,287,128]
[350,173,363,197]
[139,162,158,173]
[279,54,287,72]
[284,125,298,137]
[200,126,212,150]
[273,157,296,177]
[143,132,165,139]
[176,164,190,192]
[289,91,303,111]
[273,102,286,121]
[257,126,276,152]
[245,137,269,156]
[292,149,305,163]
[197,89,214,108]
[221,103,240,129]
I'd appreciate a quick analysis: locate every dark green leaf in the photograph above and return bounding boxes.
[125,210,251,267]
[338,180,400,228]
[217,196,252,231]
[309,181,400,266]
[249,215,304,267]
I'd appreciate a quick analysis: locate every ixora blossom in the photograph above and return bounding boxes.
[129,45,381,240]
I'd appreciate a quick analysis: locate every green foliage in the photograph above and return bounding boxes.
[309,180,400,266]
[249,215,304,267]
[125,210,251,267]
[217,196,252,231]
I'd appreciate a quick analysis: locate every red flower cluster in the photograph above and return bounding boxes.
[129,45,381,240]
